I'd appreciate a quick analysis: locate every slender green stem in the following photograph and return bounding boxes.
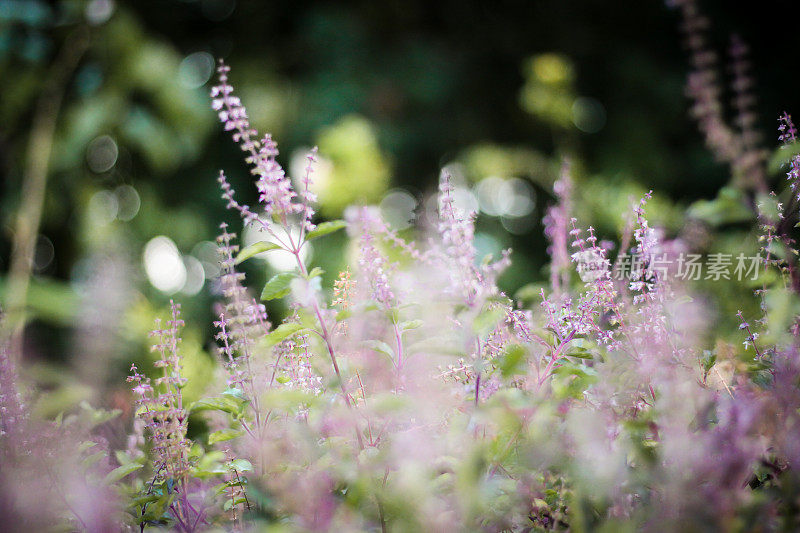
[5,27,90,358]
[290,242,364,449]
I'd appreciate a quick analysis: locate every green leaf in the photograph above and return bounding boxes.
[305,220,347,241]
[263,322,305,348]
[551,364,598,400]
[307,266,325,279]
[363,340,395,361]
[209,429,244,445]
[222,387,247,401]
[399,319,423,331]
[78,441,98,453]
[115,450,134,466]
[700,350,716,376]
[136,493,174,523]
[224,497,249,511]
[261,272,296,301]
[236,241,283,264]
[104,462,143,484]
[473,306,506,337]
[194,451,228,476]
[189,396,247,415]
[261,389,318,411]
[131,492,161,508]
[79,401,121,428]
[565,347,593,359]
[228,459,253,472]
[335,308,353,321]
[498,344,526,378]
[686,187,754,227]
[82,451,106,469]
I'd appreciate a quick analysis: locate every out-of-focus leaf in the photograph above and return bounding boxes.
[190,396,247,416]
[565,347,593,359]
[498,344,526,378]
[316,116,391,216]
[473,306,506,337]
[82,450,107,469]
[224,497,249,511]
[222,387,247,401]
[105,462,143,484]
[400,319,423,331]
[0,277,79,325]
[79,401,121,428]
[700,350,716,377]
[687,187,753,227]
[228,459,253,472]
[551,364,597,400]
[260,389,317,411]
[307,266,325,279]
[363,340,395,361]
[209,429,243,445]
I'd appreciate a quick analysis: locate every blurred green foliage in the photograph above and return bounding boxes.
[315,114,390,216]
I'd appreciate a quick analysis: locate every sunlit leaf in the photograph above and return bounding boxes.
[228,459,253,472]
[209,429,243,445]
[263,322,305,348]
[190,396,247,415]
[261,272,296,300]
[305,220,347,241]
[236,241,283,264]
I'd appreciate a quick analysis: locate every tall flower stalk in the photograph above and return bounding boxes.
[211,62,362,448]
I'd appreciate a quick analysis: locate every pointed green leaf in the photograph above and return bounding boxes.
[263,322,305,348]
[115,450,134,466]
[236,241,283,264]
[305,220,347,241]
[363,340,395,361]
[228,459,253,472]
[190,396,247,415]
[700,350,716,377]
[82,450,106,469]
[104,462,143,484]
[565,347,593,359]
[208,429,244,445]
[132,492,161,508]
[78,441,98,453]
[399,320,423,331]
[261,272,296,300]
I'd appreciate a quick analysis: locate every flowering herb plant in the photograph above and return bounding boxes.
[111,62,800,530]
[4,7,800,529]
